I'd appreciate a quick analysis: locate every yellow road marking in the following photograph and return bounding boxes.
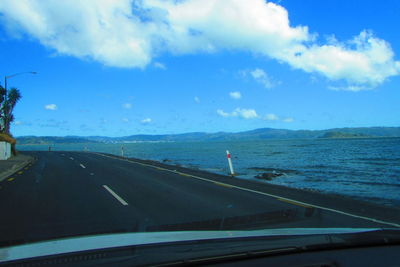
[7,178,15,182]
[214,182,233,188]
[180,173,191,177]
[18,171,23,175]
[277,198,312,208]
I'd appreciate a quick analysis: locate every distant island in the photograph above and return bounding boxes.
[15,127,400,145]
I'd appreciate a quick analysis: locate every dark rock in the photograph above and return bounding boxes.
[254,172,283,181]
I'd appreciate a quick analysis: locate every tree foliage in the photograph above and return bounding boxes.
[0,84,22,155]
[0,85,21,134]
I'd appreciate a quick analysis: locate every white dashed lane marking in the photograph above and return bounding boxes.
[102,185,129,206]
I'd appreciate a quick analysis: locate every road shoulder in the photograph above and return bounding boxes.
[0,153,34,182]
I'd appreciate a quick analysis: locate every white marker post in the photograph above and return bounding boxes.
[226,150,235,176]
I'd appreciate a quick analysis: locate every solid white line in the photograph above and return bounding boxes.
[102,185,129,206]
[80,164,86,169]
[92,152,400,228]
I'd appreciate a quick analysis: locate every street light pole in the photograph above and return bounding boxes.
[4,71,37,90]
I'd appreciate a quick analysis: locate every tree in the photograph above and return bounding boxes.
[0,85,21,155]
[2,87,22,134]
[0,84,6,132]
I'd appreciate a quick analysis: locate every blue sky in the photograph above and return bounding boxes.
[0,0,399,137]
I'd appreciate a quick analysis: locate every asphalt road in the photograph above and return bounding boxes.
[0,151,398,246]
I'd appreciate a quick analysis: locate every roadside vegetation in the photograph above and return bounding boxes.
[0,84,21,155]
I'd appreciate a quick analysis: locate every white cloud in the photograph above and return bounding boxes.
[1,0,398,88]
[287,31,400,88]
[45,104,57,110]
[217,108,258,119]
[141,118,152,124]
[218,108,293,122]
[194,96,200,103]
[235,108,258,119]
[154,62,166,69]
[264,113,279,121]
[13,120,22,125]
[122,103,132,109]
[122,118,129,122]
[249,69,276,88]
[229,91,242,99]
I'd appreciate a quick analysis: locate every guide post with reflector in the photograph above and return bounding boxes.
[226,150,235,176]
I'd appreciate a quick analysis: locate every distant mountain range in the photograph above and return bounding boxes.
[15,127,400,145]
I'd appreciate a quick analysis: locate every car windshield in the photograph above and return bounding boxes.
[0,0,399,262]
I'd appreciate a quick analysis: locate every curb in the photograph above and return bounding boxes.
[0,156,35,182]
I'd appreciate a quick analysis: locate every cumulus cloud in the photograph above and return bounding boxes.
[194,96,200,103]
[235,108,258,119]
[264,113,279,121]
[217,108,258,119]
[45,104,57,110]
[242,68,278,88]
[0,0,398,88]
[229,91,242,99]
[122,103,132,109]
[218,108,293,122]
[288,31,400,88]
[141,118,152,124]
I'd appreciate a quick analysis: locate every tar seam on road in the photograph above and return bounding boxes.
[93,152,400,228]
[102,185,129,206]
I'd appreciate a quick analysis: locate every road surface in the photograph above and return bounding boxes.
[0,151,399,246]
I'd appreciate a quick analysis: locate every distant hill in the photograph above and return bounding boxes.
[17,136,99,145]
[16,127,400,144]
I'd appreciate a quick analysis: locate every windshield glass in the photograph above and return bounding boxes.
[0,0,399,259]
